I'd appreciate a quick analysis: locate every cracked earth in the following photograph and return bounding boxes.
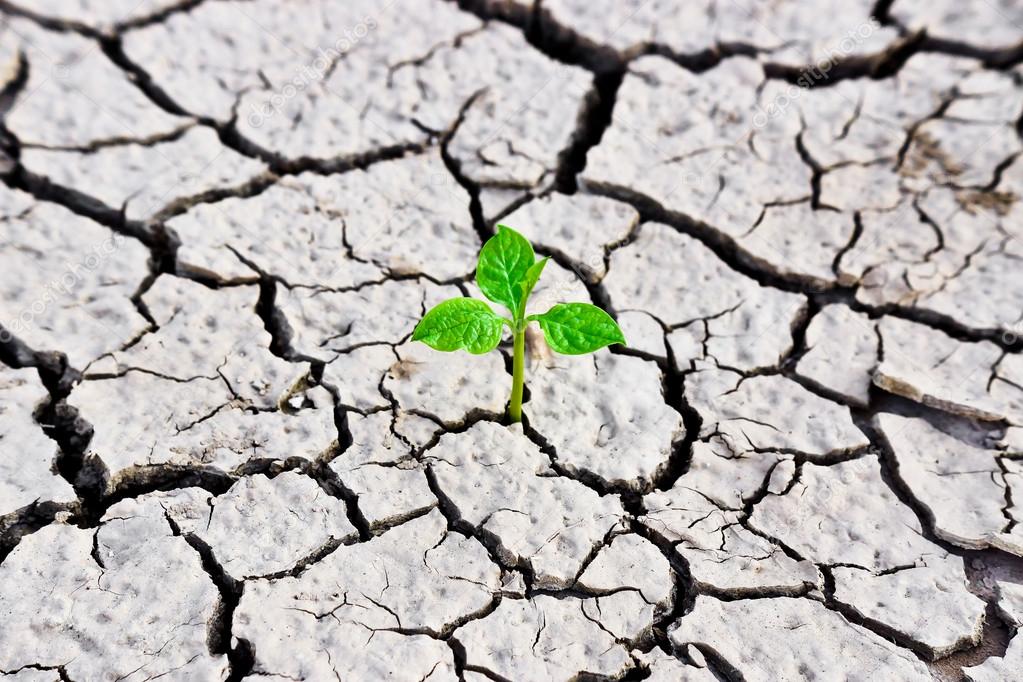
[1,1,1022,680]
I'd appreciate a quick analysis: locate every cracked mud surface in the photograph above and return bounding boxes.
[1,1,1023,680]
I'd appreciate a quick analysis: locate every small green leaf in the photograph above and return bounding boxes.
[533,303,626,355]
[517,256,549,318]
[476,225,535,314]
[412,298,505,354]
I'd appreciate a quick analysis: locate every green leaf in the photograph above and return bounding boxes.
[476,225,535,315]
[533,303,627,355]
[412,298,506,354]
[517,256,549,318]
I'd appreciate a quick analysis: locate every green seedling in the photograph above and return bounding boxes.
[412,225,626,423]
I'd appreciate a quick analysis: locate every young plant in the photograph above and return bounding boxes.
[412,225,626,423]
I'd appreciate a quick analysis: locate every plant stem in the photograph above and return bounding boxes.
[509,324,525,423]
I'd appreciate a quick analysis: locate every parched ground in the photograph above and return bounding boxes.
[1,1,1022,680]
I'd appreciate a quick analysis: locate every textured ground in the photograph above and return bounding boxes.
[1,1,1022,680]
